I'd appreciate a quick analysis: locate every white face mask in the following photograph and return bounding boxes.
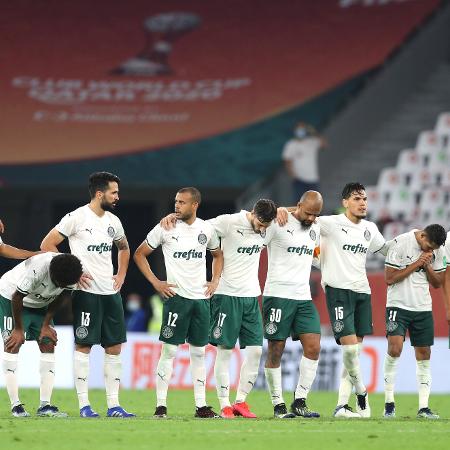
[295,128,307,139]
[127,301,141,312]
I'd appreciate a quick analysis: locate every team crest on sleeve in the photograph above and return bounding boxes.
[386,321,398,332]
[107,226,115,238]
[198,233,207,245]
[309,229,316,241]
[265,322,277,335]
[213,326,222,339]
[161,326,174,339]
[364,229,371,241]
[333,320,344,333]
[75,326,89,339]
[260,230,266,238]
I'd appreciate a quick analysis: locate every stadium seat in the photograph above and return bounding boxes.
[396,149,421,184]
[408,168,434,197]
[386,187,416,221]
[435,112,450,146]
[415,130,441,165]
[365,186,389,222]
[377,167,402,202]
[382,221,408,241]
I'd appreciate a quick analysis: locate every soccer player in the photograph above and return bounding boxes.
[40,172,134,418]
[278,182,389,418]
[383,225,446,419]
[133,187,223,418]
[0,252,83,417]
[263,191,322,419]
[443,230,450,331]
[160,198,278,418]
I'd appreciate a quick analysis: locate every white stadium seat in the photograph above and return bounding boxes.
[377,167,402,202]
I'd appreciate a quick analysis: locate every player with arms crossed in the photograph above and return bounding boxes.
[134,187,223,418]
[0,253,83,417]
[263,191,322,419]
[383,224,446,419]
[40,172,134,418]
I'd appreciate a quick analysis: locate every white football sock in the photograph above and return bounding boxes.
[3,352,19,407]
[189,344,206,408]
[215,347,232,409]
[337,342,361,406]
[40,353,55,406]
[264,367,284,406]
[104,353,121,409]
[156,343,177,407]
[74,351,90,409]
[342,344,366,395]
[416,360,431,410]
[235,346,262,404]
[295,356,318,400]
[383,354,399,403]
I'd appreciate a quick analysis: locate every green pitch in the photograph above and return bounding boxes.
[1,389,450,450]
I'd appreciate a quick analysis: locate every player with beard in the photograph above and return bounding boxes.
[40,172,134,418]
[278,183,389,418]
[263,191,322,419]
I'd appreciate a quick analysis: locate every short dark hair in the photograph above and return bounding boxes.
[342,182,366,200]
[253,199,277,223]
[49,254,83,287]
[424,224,447,247]
[88,172,120,199]
[177,187,201,205]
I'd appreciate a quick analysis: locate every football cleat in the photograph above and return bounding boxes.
[11,404,30,418]
[356,392,371,418]
[290,398,320,418]
[37,404,68,417]
[220,406,235,419]
[194,406,220,418]
[107,406,136,418]
[154,405,167,418]
[417,407,439,420]
[383,402,396,418]
[333,404,361,418]
[273,403,296,419]
[232,402,257,418]
[79,405,100,418]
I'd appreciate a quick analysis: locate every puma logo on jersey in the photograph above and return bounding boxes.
[406,255,413,262]
[171,236,179,242]
[41,283,47,288]
[287,229,294,236]
[84,228,93,234]
[341,228,348,234]
[236,230,244,236]
[7,369,16,373]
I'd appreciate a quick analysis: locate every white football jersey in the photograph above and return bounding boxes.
[209,211,269,297]
[55,205,125,294]
[318,214,386,294]
[445,231,450,266]
[146,218,219,300]
[0,236,3,245]
[385,230,446,311]
[0,252,75,308]
[264,214,320,300]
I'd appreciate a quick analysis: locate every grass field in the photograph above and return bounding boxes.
[1,389,449,450]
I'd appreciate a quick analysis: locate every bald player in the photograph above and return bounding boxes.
[263,191,323,419]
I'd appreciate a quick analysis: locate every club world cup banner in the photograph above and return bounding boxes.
[0,0,440,164]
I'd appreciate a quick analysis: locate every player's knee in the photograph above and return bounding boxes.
[303,343,320,360]
[342,343,359,364]
[247,345,262,364]
[161,343,178,359]
[39,342,55,353]
[388,344,402,358]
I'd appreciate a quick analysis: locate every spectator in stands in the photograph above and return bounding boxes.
[125,292,151,332]
[282,123,327,201]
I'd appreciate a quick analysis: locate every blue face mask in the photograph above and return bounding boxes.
[295,128,307,139]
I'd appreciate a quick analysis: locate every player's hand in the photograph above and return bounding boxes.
[39,324,58,345]
[276,207,289,226]
[78,272,93,290]
[112,273,126,291]
[160,214,177,231]
[154,280,177,299]
[5,329,25,353]
[417,252,433,268]
[0,219,4,234]
[204,280,219,298]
